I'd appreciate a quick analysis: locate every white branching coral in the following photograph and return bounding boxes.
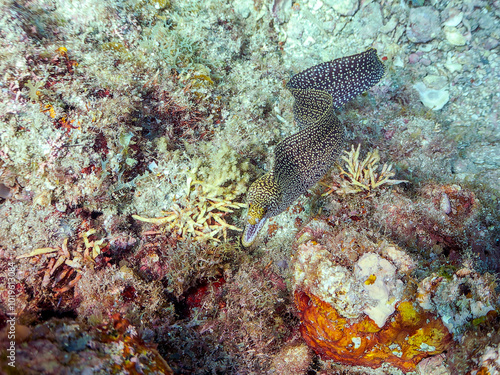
[323,144,407,195]
[133,177,246,243]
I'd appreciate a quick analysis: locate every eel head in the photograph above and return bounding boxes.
[241,172,281,247]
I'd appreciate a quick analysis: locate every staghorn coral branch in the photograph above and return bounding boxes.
[133,178,246,243]
[328,144,408,195]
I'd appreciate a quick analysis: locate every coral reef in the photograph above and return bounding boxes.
[292,238,452,373]
[0,0,498,373]
[0,315,173,375]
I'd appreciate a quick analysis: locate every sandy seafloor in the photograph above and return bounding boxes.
[0,0,499,374]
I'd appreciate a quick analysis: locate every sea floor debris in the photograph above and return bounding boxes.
[15,227,107,293]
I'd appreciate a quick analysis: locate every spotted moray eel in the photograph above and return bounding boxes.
[242,48,385,246]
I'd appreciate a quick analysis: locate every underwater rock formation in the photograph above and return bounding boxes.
[295,290,452,372]
[0,315,173,374]
[292,234,453,372]
[417,268,497,336]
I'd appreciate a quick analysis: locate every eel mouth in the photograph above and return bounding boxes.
[241,217,267,247]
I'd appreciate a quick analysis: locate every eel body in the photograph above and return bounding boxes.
[242,48,385,246]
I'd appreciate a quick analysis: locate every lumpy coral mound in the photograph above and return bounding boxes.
[292,238,453,373]
[295,291,452,373]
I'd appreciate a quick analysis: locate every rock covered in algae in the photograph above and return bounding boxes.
[406,6,441,43]
[293,241,405,327]
[291,233,453,372]
[0,315,173,375]
[268,341,313,375]
[417,268,497,336]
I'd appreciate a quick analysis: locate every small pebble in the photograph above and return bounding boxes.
[0,183,11,199]
[483,37,499,50]
[393,55,404,68]
[478,12,496,30]
[324,0,359,16]
[444,27,467,46]
[423,75,448,90]
[410,0,425,6]
[442,9,463,27]
[406,6,440,43]
[356,3,383,39]
[440,193,452,215]
[420,58,431,66]
[380,16,398,34]
[56,202,67,213]
[445,56,462,73]
[234,0,253,19]
[384,129,395,140]
[312,0,323,11]
[408,53,420,64]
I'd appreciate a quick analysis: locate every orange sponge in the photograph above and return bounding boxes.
[295,290,452,373]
